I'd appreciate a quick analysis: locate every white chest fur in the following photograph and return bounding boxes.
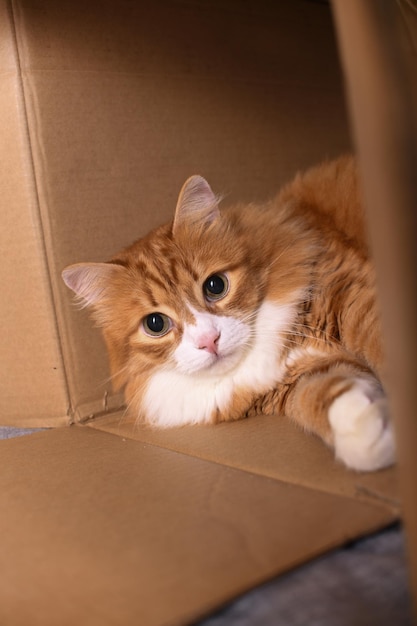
[141,300,296,427]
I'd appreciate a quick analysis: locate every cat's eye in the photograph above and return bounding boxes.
[203,273,229,301]
[142,313,172,337]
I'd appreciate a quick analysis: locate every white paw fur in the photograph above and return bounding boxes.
[328,379,395,471]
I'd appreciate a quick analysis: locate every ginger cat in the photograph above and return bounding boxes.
[63,155,395,472]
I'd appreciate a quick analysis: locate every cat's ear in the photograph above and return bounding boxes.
[62,262,125,307]
[173,175,220,234]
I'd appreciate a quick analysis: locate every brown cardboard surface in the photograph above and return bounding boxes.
[0,426,396,626]
[4,0,351,424]
[332,0,417,613]
[0,1,69,426]
[89,412,400,513]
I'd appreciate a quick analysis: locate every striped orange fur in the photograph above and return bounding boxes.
[63,156,395,471]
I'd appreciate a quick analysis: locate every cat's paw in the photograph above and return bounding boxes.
[328,379,395,471]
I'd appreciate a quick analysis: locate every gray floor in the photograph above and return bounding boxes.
[197,525,413,626]
[1,427,414,626]
[0,427,44,439]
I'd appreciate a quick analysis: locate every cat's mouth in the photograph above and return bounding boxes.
[173,346,244,378]
[195,345,248,377]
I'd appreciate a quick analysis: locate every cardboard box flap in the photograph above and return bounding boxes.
[332,0,417,611]
[89,412,400,514]
[0,426,396,626]
[0,1,70,427]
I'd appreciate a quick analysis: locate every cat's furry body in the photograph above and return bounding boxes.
[63,155,395,472]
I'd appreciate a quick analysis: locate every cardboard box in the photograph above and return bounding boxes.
[0,1,414,624]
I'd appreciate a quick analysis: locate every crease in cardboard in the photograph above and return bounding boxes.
[74,393,126,424]
[6,0,72,423]
[354,484,401,510]
[85,414,401,516]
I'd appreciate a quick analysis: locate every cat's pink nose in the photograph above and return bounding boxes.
[197,331,220,355]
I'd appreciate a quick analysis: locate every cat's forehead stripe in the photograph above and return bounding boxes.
[149,253,187,289]
[142,281,158,309]
[142,263,171,289]
[181,259,199,282]
[137,259,177,295]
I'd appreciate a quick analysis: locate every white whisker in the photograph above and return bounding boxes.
[265,243,294,271]
[98,364,131,387]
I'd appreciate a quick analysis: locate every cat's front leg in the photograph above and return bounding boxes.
[285,363,396,472]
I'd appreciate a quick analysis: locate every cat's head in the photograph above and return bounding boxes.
[63,177,269,388]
